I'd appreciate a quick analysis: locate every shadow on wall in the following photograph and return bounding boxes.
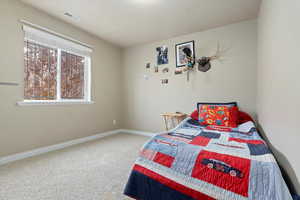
[257,124,300,197]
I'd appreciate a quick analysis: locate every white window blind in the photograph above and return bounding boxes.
[23,25,92,57]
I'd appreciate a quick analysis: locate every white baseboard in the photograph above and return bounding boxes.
[0,129,157,166]
[120,129,157,137]
[0,129,120,166]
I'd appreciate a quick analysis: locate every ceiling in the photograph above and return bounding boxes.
[21,0,261,47]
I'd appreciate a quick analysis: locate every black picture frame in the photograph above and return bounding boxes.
[175,41,195,68]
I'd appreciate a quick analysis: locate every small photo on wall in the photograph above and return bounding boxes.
[175,41,195,67]
[156,46,168,65]
[146,63,151,68]
[161,79,168,84]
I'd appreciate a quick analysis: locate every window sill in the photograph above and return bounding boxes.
[17,100,94,106]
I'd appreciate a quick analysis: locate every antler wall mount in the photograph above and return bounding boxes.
[197,42,228,72]
[176,42,228,81]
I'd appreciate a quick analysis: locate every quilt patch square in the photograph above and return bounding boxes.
[191,150,250,197]
[171,144,202,176]
[247,143,270,155]
[146,137,178,157]
[163,134,191,143]
[229,138,265,145]
[153,152,175,168]
[140,149,157,160]
[199,131,221,139]
[189,136,211,146]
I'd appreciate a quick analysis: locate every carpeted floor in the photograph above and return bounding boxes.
[0,133,149,200]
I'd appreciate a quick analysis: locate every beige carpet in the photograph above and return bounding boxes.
[0,133,149,200]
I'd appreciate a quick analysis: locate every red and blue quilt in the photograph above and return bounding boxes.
[124,118,292,200]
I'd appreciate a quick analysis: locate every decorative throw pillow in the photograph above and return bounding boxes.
[198,105,238,127]
[197,102,237,114]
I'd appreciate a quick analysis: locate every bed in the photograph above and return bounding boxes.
[124,115,292,200]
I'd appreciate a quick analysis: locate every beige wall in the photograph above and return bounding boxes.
[122,20,257,132]
[257,0,300,194]
[0,0,122,157]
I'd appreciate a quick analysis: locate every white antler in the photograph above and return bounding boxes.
[209,42,228,62]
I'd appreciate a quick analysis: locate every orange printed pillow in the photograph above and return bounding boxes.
[198,105,238,127]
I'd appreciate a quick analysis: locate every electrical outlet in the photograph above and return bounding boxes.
[113,120,117,125]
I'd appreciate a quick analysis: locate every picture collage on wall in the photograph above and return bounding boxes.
[146,41,226,83]
[146,40,198,84]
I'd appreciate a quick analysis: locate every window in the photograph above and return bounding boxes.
[20,25,92,105]
[61,51,85,99]
[24,41,57,100]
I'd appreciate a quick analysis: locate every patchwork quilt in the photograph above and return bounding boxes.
[124,118,292,200]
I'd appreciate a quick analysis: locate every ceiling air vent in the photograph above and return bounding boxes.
[64,12,73,17]
[64,12,80,21]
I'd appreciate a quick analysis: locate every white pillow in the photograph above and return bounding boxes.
[238,121,255,132]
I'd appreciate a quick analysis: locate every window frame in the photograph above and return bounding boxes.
[18,39,93,106]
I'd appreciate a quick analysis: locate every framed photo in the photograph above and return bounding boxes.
[175,41,195,67]
[156,46,168,65]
